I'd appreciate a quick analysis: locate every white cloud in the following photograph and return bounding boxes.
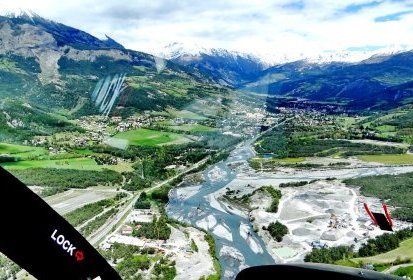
[1,0,412,57]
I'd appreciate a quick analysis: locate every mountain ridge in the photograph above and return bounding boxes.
[0,13,231,141]
[242,50,413,110]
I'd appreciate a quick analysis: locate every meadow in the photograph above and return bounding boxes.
[113,128,191,146]
[357,154,413,164]
[0,143,47,159]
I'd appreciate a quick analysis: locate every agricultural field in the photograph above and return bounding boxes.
[113,128,192,146]
[358,154,413,165]
[353,238,413,264]
[168,124,217,133]
[1,157,132,172]
[347,106,413,144]
[337,116,367,128]
[249,157,305,169]
[0,143,47,159]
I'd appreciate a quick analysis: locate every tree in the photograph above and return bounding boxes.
[267,221,288,242]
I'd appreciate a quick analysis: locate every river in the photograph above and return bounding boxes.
[166,138,413,279]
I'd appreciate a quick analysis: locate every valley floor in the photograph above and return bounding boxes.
[173,153,413,267]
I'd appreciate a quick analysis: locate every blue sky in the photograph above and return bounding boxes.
[375,10,413,21]
[341,1,384,14]
[1,0,412,59]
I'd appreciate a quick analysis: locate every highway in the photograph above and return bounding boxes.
[88,156,210,246]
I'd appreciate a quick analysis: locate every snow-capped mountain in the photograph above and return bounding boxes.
[160,43,411,66]
[157,42,411,87]
[252,46,409,66]
[158,43,266,87]
[160,42,264,64]
[2,9,39,23]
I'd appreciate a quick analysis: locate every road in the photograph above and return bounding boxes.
[383,263,413,274]
[88,156,210,246]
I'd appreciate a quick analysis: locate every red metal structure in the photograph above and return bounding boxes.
[363,202,377,225]
[382,202,393,227]
[363,201,393,231]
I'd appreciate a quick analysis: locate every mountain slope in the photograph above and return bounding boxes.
[0,14,229,141]
[242,51,413,110]
[160,43,266,87]
[0,14,227,110]
[3,11,125,50]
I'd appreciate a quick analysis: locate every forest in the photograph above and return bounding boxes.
[255,122,406,158]
[344,172,413,221]
[133,215,171,240]
[11,168,123,196]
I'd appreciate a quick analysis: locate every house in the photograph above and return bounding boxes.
[121,225,133,236]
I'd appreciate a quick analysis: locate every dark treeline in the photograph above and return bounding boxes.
[122,172,152,192]
[264,186,282,213]
[64,198,116,226]
[255,125,405,158]
[304,246,354,264]
[305,228,413,263]
[288,139,404,158]
[279,181,309,188]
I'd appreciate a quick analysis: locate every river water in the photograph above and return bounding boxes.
[166,139,413,279]
[167,140,275,279]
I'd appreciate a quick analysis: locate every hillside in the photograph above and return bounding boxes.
[0,13,229,141]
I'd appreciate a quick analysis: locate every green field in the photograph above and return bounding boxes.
[75,149,94,155]
[393,265,413,278]
[358,154,413,164]
[268,157,305,163]
[1,157,132,172]
[113,128,191,146]
[167,109,207,120]
[338,117,359,128]
[376,125,397,132]
[249,157,306,170]
[0,143,47,159]
[353,238,413,263]
[168,124,217,132]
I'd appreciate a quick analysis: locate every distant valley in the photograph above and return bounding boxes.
[1,12,413,280]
